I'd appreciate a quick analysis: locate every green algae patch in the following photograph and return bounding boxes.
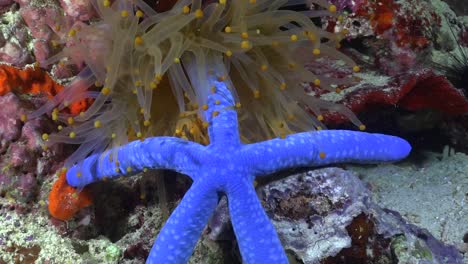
[0,208,121,263]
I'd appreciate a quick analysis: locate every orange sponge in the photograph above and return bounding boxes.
[0,64,92,115]
[0,64,62,98]
[48,171,93,221]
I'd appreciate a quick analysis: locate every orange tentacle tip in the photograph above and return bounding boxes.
[48,171,93,221]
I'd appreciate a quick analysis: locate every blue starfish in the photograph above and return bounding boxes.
[66,78,411,263]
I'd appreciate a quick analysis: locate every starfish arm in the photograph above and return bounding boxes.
[66,136,204,188]
[310,130,411,165]
[203,78,241,148]
[147,180,219,264]
[242,132,320,175]
[244,130,411,176]
[227,178,288,264]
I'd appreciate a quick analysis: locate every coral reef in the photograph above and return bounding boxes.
[58,0,95,21]
[0,3,32,66]
[0,209,122,263]
[309,0,468,124]
[316,68,468,125]
[260,168,463,263]
[209,167,464,263]
[0,92,64,205]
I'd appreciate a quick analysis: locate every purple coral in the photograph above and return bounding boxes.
[0,93,65,204]
[259,168,463,263]
[58,0,95,21]
[327,0,365,12]
[208,167,463,263]
[0,2,32,66]
[3,0,92,67]
[0,93,23,151]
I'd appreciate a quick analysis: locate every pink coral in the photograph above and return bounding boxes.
[0,0,13,5]
[58,0,95,21]
[328,0,366,12]
[0,6,32,66]
[13,0,82,66]
[0,0,14,14]
[0,92,65,204]
[19,5,61,63]
[0,93,23,150]
[9,142,35,168]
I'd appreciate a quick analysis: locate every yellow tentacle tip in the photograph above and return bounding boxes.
[194,9,204,18]
[101,87,111,95]
[253,90,260,98]
[134,36,143,46]
[280,82,287,90]
[68,29,77,38]
[121,10,129,18]
[241,40,250,50]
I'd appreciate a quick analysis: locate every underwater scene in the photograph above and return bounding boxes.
[0,0,467,263]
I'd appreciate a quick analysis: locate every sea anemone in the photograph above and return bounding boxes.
[29,0,363,170]
[440,26,468,95]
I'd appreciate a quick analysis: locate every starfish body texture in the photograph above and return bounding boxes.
[66,78,411,263]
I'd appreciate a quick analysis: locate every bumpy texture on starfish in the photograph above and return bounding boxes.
[66,78,411,263]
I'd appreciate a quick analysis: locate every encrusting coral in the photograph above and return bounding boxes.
[24,0,413,263]
[0,64,94,220]
[0,64,92,114]
[48,170,93,221]
[0,64,63,98]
